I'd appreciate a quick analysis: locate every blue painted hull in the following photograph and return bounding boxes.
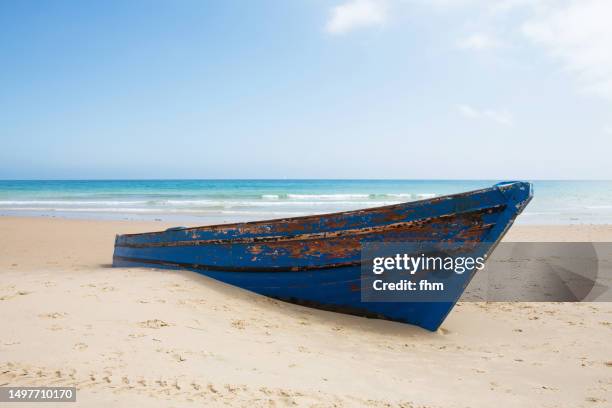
[113,181,532,331]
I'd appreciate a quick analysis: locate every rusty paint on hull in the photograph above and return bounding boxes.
[113,181,532,331]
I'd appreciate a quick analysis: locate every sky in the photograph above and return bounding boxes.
[1,0,611,180]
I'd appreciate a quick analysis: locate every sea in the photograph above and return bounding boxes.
[0,180,611,225]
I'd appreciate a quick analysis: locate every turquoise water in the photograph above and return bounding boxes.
[0,180,611,224]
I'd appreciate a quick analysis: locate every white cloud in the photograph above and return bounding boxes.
[457,33,500,50]
[458,104,513,126]
[457,104,480,118]
[487,0,549,14]
[408,0,538,13]
[416,0,482,9]
[521,0,612,99]
[324,0,612,100]
[397,1,612,100]
[604,125,612,135]
[325,0,388,35]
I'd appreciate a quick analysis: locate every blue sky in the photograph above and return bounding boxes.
[1,0,611,179]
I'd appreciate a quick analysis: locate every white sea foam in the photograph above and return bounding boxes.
[0,207,163,213]
[162,200,226,207]
[0,193,427,208]
[217,210,306,216]
[286,194,370,200]
[0,199,404,210]
[384,193,413,198]
[0,191,431,217]
[233,200,399,207]
[0,200,150,206]
[0,207,311,217]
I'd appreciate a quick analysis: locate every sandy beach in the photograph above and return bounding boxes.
[4,0,612,405]
[0,216,610,407]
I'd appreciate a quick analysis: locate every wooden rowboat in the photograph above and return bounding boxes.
[113,181,532,331]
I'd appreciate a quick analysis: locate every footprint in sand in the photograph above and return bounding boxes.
[172,353,186,362]
[231,319,247,330]
[139,319,170,329]
[586,397,607,403]
[73,343,88,351]
[39,312,67,319]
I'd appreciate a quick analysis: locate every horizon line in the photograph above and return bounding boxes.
[1,178,611,182]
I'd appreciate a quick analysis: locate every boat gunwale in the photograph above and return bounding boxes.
[115,208,502,248]
[117,185,506,238]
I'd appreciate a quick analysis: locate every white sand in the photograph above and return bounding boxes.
[0,217,610,407]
